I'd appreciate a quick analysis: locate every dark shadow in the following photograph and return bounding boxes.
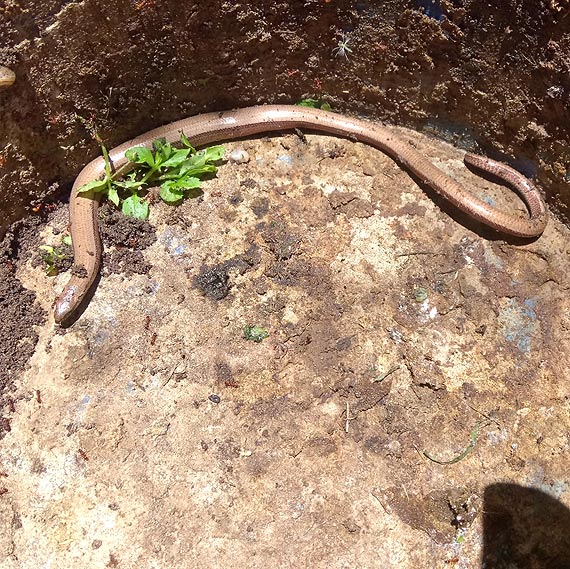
[414,0,444,21]
[403,166,540,245]
[483,483,570,569]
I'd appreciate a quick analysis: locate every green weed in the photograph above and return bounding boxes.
[243,324,269,343]
[77,133,224,220]
[39,234,72,276]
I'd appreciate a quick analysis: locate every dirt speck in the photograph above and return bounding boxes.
[259,218,301,261]
[328,191,375,218]
[194,246,260,300]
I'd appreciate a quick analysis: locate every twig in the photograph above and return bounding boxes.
[372,364,400,383]
[396,251,441,258]
[423,420,490,465]
[460,399,500,427]
[345,401,355,433]
[163,359,182,387]
[370,491,389,513]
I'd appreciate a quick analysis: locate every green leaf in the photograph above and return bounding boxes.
[413,287,428,302]
[160,148,192,168]
[165,145,224,178]
[164,176,202,191]
[125,147,155,167]
[102,144,112,180]
[243,324,269,343]
[296,98,320,107]
[39,245,57,275]
[115,178,145,189]
[176,150,219,174]
[114,171,145,190]
[39,245,55,255]
[160,177,202,203]
[39,243,69,276]
[152,138,176,165]
[122,193,149,219]
[77,178,109,194]
[177,176,201,189]
[176,164,217,179]
[182,153,207,170]
[180,132,195,151]
[158,146,174,164]
[202,145,225,162]
[153,138,167,154]
[296,99,332,111]
[61,234,72,246]
[159,184,185,204]
[423,420,490,465]
[108,186,120,207]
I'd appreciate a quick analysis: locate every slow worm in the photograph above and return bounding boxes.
[54,105,547,324]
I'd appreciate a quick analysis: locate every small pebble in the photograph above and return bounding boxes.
[0,66,15,89]
[208,394,221,404]
[229,149,250,164]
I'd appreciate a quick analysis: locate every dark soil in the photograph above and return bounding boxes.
[0,203,159,417]
[0,217,46,435]
[194,245,261,300]
[99,206,157,250]
[99,205,157,276]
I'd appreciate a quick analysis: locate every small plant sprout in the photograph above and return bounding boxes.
[243,324,269,343]
[39,235,72,276]
[296,99,332,111]
[332,33,353,59]
[76,133,225,220]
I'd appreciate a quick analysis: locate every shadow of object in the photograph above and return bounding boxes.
[483,483,570,569]
[403,168,542,245]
